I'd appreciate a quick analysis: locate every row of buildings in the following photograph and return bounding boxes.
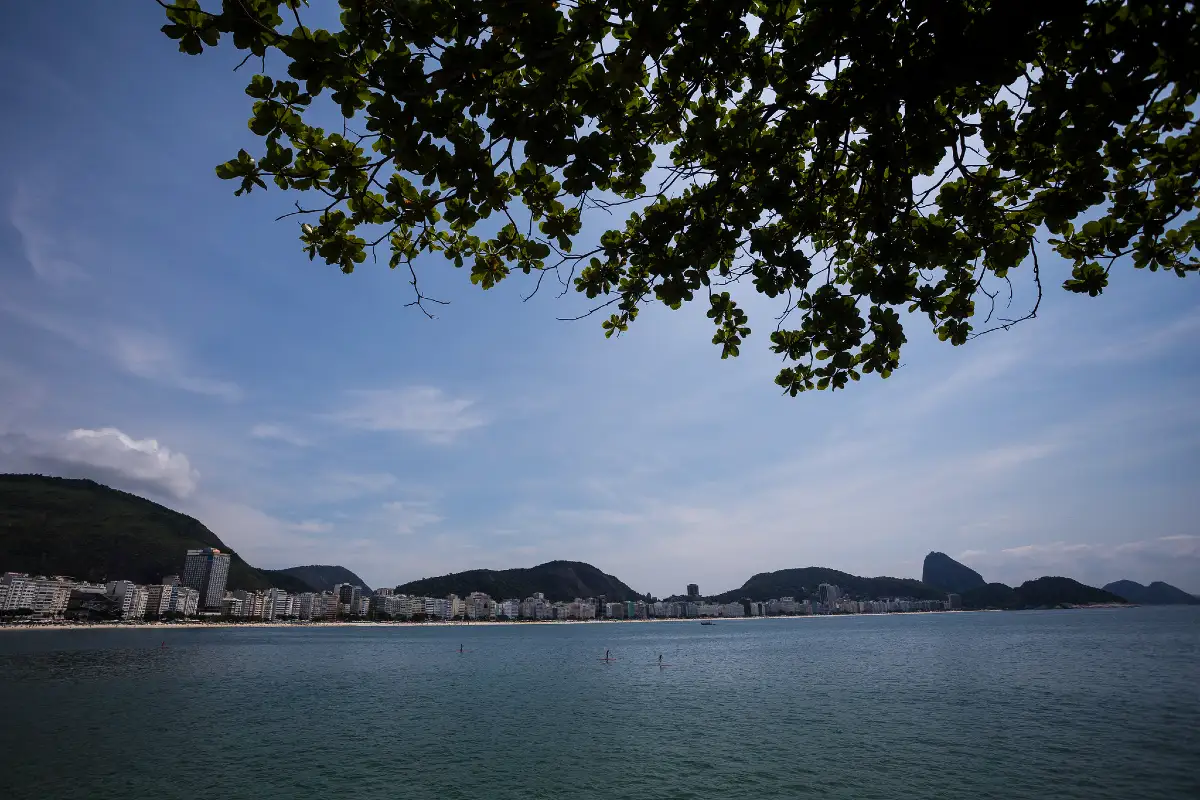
[0,573,202,620]
[3,555,963,622]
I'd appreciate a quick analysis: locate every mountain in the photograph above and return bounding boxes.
[0,474,309,593]
[711,567,946,603]
[922,552,986,594]
[1103,580,1200,605]
[394,560,641,602]
[962,576,1126,609]
[263,565,371,594]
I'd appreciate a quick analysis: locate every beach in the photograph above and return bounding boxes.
[0,609,1015,632]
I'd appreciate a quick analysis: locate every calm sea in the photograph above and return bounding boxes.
[1,608,1197,800]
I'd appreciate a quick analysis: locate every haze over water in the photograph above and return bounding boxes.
[2,608,1197,800]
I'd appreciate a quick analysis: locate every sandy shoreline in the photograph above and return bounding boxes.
[0,610,1014,632]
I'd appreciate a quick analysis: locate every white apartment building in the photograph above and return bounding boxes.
[422,597,449,619]
[30,578,76,617]
[465,592,496,620]
[106,581,146,618]
[146,584,175,617]
[171,586,200,616]
[1,573,36,612]
[221,597,243,616]
[261,589,290,620]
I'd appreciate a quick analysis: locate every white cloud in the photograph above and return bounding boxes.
[110,329,242,401]
[0,301,242,402]
[289,519,333,533]
[330,386,486,443]
[309,471,399,503]
[250,423,310,446]
[381,500,443,534]
[1080,307,1200,363]
[8,183,87,282]
[0,427,199,499]
[970,440,1062,474]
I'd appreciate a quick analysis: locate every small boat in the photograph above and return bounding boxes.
[700,620,715,626]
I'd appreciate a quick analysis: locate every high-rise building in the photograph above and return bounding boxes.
[687,583,700,599]
[145,584,174,617]
[182,548,231,611]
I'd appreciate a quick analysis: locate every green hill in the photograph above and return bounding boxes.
[962,576,1126,609]
[394,560,641,602]
[0,474,309,592]
[711,566,946,603]
[264,565,370,593]
[1102,580,1200,605]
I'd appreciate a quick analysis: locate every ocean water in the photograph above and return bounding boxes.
[0,608,1197,800]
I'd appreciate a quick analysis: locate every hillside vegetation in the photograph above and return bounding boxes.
[0,474,311,592]
[962,577,1125,609]
[395,560,641,603]
[264,565,371,593]
[711,567,946,603]
[1103,580,1200,605]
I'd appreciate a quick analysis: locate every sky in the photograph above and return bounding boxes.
[0,4,1197,596]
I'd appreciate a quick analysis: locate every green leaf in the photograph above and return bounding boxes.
[161,0,1200,398]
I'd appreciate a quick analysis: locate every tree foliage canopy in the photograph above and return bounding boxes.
[160,0,1198,393]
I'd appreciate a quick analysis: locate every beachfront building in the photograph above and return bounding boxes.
[171,586,201,616]
[465,592,496,620]
[0,574,80,617]
[264,589,291,620]
[520,594,552,620]
[335,584,364,616]
[221,597,243,617]
[1,573,36,613]
[182,548,231,611]
[105,581,149,619]
[422,596,449,619]
[145,584,175,618]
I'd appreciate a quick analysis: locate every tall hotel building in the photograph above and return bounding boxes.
[182,548,231,611]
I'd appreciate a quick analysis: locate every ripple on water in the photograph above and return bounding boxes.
[1,608,1198,800]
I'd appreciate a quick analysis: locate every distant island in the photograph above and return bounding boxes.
[5,474,1193,626]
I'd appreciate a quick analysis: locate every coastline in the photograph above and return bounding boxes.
[0,607,1139,632]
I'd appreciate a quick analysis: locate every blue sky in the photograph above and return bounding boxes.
[1,3,1197,595]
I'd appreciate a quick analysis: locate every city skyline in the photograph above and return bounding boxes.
[2,557,958,623]
[0,2,1197,597]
